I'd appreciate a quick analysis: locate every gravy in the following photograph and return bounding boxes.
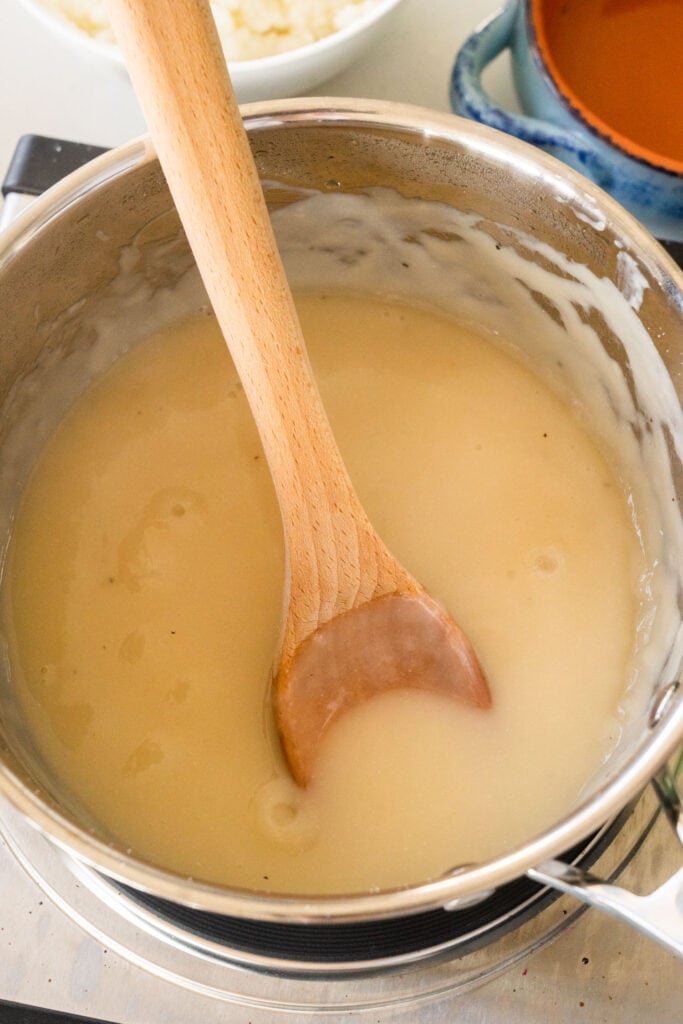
[1,291,648,894]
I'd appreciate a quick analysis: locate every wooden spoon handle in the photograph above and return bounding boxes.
[105,0,410,635]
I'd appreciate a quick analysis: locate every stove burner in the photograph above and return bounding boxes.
[1,788,665,1010]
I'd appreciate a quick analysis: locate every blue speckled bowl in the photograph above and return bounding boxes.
[451,0,683,241]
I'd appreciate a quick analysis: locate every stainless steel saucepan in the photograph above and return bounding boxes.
[0,100,681,965]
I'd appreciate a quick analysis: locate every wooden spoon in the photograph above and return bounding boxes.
[106,0,491,787]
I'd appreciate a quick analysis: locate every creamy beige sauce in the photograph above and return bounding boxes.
[1,291,648,895]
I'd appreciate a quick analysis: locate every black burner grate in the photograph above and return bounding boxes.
[120,805,633,970]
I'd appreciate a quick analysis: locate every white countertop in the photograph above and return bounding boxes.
[0,1,680,1022]
[0,0,518,186]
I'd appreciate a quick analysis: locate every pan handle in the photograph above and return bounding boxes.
[1,134,107,230]
[528,758,683,958]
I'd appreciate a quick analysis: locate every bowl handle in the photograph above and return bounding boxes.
[449,1,612,186]
[528,757,683,958]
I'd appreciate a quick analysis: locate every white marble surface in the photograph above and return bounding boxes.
[0,0,680,1021]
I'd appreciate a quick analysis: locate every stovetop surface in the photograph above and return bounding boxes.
[1,798,680,1024]
[0,0,681,1020]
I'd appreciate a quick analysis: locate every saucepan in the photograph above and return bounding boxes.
[0,100,681,970]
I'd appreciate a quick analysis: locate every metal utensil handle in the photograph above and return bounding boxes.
[0,134,108,231]
[528,760,683,959]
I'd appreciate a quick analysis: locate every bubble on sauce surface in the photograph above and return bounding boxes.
[533,546,565,577]
[122,738,164,778]
[30,664,94,752]
[118,629,146,663]
[161,680,190,706]
[116,487,208,590]
[254,776,320,852]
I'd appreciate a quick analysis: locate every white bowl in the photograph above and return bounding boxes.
[18,0,406,101]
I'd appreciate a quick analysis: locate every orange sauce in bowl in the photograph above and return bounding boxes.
[534,0,683,172]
